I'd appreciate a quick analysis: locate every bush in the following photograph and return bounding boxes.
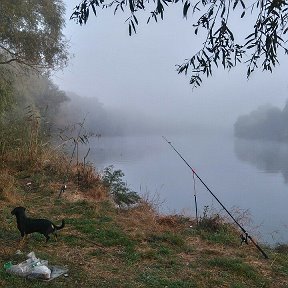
[102,166,141,208]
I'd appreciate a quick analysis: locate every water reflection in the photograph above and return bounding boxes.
[234,138,288,182]
[82,136,163,169]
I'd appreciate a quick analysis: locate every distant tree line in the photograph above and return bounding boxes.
[234,102,288,142]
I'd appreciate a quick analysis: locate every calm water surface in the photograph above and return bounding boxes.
[87,131,288,244]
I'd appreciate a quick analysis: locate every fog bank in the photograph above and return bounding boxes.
[57,92,219,137]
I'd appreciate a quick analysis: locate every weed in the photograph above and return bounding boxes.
[197,205,222,232]
[190,206,239,245]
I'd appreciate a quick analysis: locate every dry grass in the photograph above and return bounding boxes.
[0,170,20,204]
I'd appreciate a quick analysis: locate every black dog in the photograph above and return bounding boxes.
[11,207,65,242]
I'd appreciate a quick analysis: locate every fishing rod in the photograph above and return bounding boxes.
[162,136,269,259]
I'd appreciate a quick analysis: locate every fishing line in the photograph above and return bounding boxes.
[162,136,269,259]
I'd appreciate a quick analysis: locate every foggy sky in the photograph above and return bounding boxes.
[53,1,288,133]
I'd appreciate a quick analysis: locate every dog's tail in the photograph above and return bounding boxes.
[55,219,65,230]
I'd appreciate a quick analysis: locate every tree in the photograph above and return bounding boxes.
[0,66,14,114]
[71,0,288,88]
[0,0,69,71]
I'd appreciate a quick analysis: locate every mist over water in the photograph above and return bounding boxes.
[80,130,288,245]
[57,91,220,137]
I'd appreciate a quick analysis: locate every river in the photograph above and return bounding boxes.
[86,130,288,245]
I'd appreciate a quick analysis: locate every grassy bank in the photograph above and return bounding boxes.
[0,146,288,288]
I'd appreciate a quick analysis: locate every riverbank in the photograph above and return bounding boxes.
[0,146,288,287]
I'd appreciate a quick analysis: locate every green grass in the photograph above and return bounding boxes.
[148,231,185,247]
[207,257,268,287]
[138,270,198,288]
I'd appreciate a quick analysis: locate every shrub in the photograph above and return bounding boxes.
[102,165,141,208]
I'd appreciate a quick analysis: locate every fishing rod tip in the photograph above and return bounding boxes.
[162,136,171,144]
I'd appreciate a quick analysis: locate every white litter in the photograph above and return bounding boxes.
[5,251,68,281]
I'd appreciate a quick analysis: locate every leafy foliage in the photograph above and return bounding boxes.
[71,0,288,87]
[102,165,141,208]
[0,0,68,71]
[0,67,14,115]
